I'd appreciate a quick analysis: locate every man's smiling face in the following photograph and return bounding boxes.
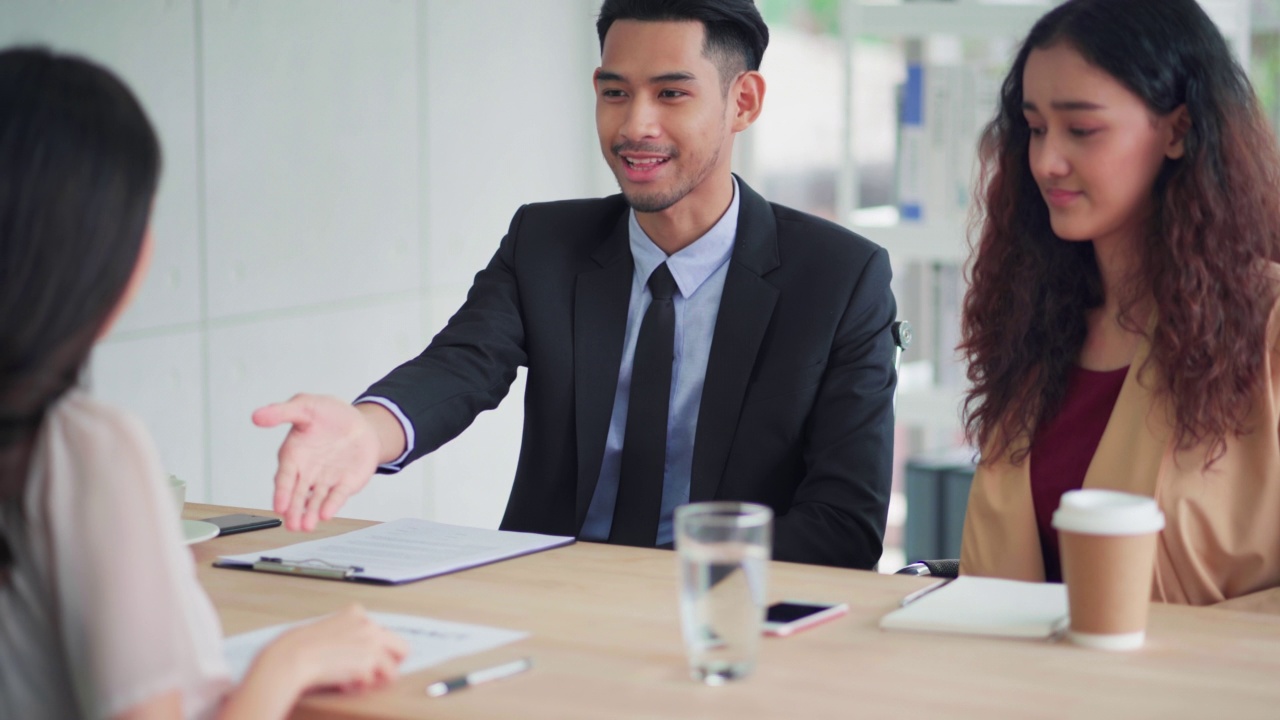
[594,20,739,214]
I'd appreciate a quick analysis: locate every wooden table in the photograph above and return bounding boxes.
[186,503,1280,719]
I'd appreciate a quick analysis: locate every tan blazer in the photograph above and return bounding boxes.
[961,296,1280,608]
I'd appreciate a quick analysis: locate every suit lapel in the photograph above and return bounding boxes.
[1082,327,1176,599]
[574,212,634,530]
[689,179,780,502]
[1083,321,1173,498]
[966,452,1046,582]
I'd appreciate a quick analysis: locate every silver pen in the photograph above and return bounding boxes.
[899,578,952,607]
[426,657,533,698]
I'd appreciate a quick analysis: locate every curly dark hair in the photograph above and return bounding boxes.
[961,0,1280,466]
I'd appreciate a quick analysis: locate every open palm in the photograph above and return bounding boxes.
[253,394,381,531]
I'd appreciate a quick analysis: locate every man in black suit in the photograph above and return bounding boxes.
[255,0,896,569]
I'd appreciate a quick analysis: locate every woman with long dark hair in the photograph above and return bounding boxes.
[959,0,1280,607]
[0,47,407,718]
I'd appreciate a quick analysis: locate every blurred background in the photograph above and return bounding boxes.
[4,0,1278,570]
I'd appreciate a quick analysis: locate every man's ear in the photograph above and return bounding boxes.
[1166,104,1191,160]
[730,71,765,132]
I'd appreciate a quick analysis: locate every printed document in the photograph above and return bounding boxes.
[216,518,574,583]
[223,612,527,682]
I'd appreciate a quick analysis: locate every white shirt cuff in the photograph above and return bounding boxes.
[354,396,414,471]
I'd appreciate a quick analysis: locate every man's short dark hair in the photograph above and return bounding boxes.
[597,0,769,91]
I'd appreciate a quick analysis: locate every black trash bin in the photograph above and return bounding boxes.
[904,449,978,563]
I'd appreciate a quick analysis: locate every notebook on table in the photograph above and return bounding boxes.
[880,576,1069,639]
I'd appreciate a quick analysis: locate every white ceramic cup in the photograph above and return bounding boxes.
[167,474,187,516]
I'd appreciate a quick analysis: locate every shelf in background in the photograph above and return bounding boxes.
[846,1,1049,40]
[849,222,972,263]
[896,384,967,429]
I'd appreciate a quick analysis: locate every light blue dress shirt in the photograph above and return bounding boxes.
[580,179,739,546]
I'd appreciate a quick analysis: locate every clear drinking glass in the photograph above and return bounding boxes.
[675,501,772,685]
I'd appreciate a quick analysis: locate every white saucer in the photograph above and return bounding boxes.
[182,519,220,545]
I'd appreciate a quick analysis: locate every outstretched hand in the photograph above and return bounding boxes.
[252,394,382,531]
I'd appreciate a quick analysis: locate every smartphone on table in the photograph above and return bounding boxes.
[202,513,282,536]
[763,600,850,637]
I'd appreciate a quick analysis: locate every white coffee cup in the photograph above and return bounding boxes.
[167,474,187,516]
[1052,489,1165,651]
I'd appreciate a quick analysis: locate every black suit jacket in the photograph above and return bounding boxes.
[365,178,897,568]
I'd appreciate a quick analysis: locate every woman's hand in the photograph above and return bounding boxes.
[220,604,408,720]
[267,604,409,694]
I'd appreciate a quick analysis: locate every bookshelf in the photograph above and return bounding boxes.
[833,1,1053,435]
[845,2,1047,39]
[847,222,967,264]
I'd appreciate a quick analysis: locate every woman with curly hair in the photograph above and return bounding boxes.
[0,47,407,718]
[959,0,1280,608]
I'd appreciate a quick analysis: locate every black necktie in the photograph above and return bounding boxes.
[609,263,678,547]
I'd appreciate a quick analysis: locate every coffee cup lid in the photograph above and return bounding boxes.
[1051,489,1165,536]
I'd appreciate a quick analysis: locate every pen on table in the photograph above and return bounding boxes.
[1047,615,1070,643]
[899,578,952,607]
[426,657,533,698]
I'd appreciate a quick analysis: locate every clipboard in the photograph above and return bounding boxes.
[214,517,575,584]
[249,556,366,581]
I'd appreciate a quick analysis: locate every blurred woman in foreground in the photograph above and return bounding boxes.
[0,47,408,719]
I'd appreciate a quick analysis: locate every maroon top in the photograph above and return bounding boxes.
[1028,365,1129,582]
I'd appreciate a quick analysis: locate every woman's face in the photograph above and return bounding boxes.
[1022,43,1186,250]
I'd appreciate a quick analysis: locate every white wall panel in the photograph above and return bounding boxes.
[206,299,426,519]
[422,0,602,296]
[0,0,202,333]
[201,0,419,319]
[7,0,613,525]
[89,331,207,499]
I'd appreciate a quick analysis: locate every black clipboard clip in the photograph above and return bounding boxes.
[252,556,365,581]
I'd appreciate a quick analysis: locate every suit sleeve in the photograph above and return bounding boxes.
[362,207,530,470]
[772,246,896,569]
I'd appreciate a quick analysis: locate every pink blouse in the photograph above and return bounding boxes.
[0,391,230,719]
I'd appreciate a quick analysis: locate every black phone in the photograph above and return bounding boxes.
[203,513,282,536]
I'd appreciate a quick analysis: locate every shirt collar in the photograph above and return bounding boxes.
[628,176,739,299]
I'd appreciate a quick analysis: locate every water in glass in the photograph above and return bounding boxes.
[679,540,768,685]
